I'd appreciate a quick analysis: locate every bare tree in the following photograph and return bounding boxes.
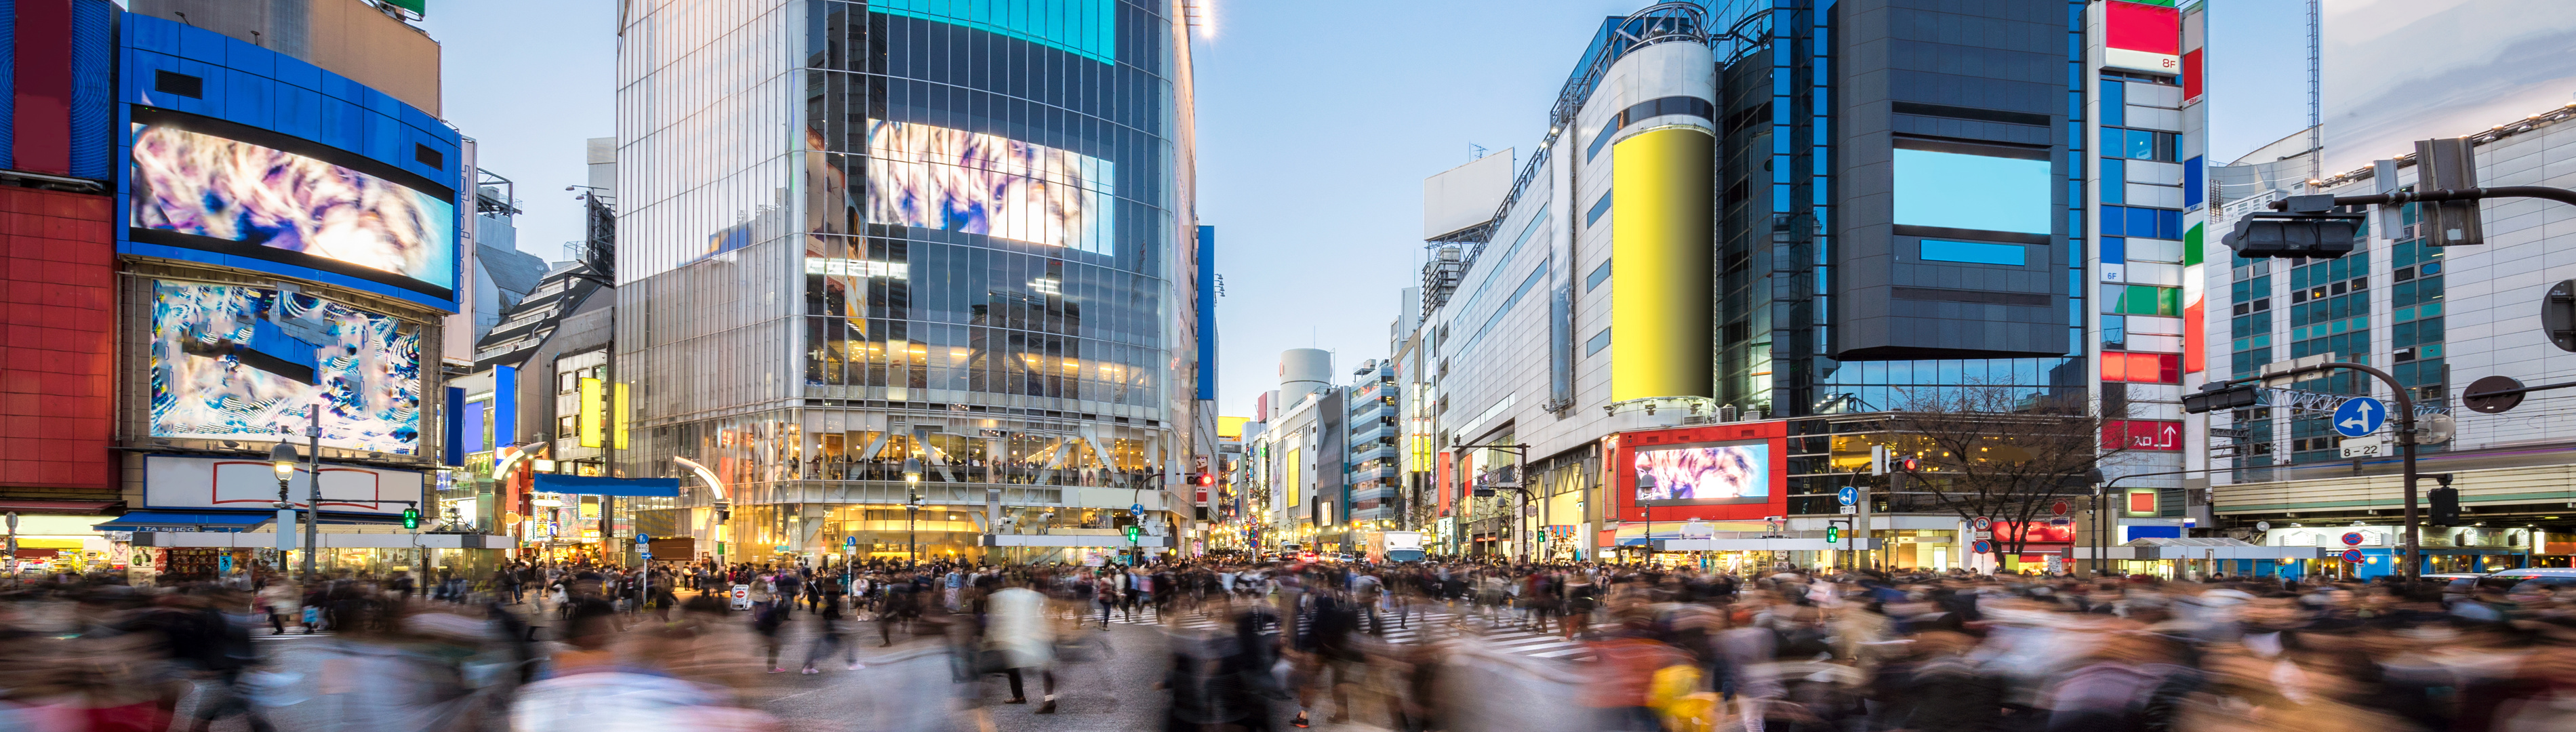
[1885,384,2141,565]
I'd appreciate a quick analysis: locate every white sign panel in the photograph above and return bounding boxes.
[144,454,424,517]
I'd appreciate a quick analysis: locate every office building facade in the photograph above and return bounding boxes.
[90,3,506,580]
[1401,0,2202,566]
[614,0,1205,564]
[2203,106,2576,577]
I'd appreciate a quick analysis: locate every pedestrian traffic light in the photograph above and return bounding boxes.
[1125,525,1140,543]
[1825,525,1840,544]
[2225,195,2361,259]
[401,507,420,529]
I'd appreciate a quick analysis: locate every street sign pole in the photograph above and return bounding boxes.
[1855,483,1873,571]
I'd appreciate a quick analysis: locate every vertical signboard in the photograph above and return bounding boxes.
[1435,451,1453,517]
[2179,3,2209,373]
[578,377,604,448]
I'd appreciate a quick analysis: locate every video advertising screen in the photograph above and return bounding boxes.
[1633,441,1771,506]
[1893,141,2053,236]
[128,110,457,298]
[148,280,424,455]
[866,119,1114,255]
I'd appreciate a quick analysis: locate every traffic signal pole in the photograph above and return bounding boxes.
[2190,361,2419,580]
[2269,185,2576,211]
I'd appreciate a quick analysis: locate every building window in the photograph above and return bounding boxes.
[1585,327,1611,356]
[1586,190,1613,226]
[2100,352,2178,384]
[1586,260,1612,291]
[154,70,203,98]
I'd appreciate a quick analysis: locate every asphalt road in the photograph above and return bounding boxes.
[201,596,1460,732]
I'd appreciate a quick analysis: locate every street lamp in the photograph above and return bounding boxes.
[270,443,299,577]
[902,458,923,567]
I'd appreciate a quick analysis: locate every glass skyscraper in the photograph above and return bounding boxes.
[615,0,1203,563]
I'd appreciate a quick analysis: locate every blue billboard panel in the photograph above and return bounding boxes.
[118,14,462,314]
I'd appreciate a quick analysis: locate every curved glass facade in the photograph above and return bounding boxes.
[617,0,1194,548]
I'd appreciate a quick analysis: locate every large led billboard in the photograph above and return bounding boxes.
[127,110,458,301]
[866,119,1113,254]
[1893,143,2052,236]
[1633,441,1770,506]
[148,280,424,455]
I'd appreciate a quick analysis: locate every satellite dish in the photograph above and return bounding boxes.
[2254,521,2271,533]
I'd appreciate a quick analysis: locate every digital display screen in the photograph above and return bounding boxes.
[148,281,424,454]
[129,114,457,296]
[1634,441,1770,505]
[866,119,1113,254]
[1893,147,2053,235]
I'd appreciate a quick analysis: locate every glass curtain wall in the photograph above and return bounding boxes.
[616,1,1185,548]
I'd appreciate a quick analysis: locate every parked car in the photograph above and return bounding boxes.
[2480,567,2576,592]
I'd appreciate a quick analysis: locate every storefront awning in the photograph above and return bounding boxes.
[93,512,274,533]
[533,474,682,497]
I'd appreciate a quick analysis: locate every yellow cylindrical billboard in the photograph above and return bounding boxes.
[1609,127,1714,401]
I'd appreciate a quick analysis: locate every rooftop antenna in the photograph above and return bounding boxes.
[1470,143,1490,161]
[2306,0,2322,188]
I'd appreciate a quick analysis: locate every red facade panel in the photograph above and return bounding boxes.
[11,0,75,175]
[0,186,116,494]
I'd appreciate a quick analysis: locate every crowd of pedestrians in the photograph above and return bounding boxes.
[2,555,2575,731]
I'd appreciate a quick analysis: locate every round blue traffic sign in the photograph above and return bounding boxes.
[2341,548,2365,563]
[1836,487,1858,506]
[1972,540,1992,554]
[2333,397,2386,439]
[2341,531,2365,547]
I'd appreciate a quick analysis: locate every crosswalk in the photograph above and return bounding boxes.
[1095,605,1596,660]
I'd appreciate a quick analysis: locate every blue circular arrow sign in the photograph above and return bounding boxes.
[2333,397,2386,439]
[1836,487,1858,506]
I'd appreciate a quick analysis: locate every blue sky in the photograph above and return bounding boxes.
[424,0,2313,417]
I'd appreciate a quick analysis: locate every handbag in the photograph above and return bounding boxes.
[973,649,1013,674]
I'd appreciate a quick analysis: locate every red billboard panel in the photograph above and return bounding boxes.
[2181,48,2205,104]
[2102,420,2183,451]
[2104,1,2181,75]
[1996,521,2077,545]
[1615,422,1789,522]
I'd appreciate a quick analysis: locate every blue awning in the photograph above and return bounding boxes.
[533,474,682,497]
[94,512,276,533]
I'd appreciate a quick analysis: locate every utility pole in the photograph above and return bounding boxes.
[302,407,321,581]
[2188,362,2418,578]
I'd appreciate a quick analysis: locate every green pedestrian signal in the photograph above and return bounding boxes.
[401,507,420,529]
[1825,525,1839,543]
